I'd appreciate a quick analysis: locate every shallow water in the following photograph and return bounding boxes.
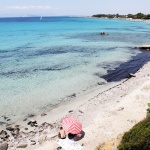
[0,17,150,123]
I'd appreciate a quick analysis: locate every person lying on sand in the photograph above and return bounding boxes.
[58,127,66,139]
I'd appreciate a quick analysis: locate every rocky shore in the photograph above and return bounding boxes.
[1,60,150,150]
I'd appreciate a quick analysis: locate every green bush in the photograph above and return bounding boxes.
[147,103,150,115]
[118,117,150,150]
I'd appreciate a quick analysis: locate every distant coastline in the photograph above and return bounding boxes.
[92,13,150,22]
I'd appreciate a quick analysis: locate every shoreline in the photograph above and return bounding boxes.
[0,80,123,131]
[1,59,150,149]
[90,16,150,22]
[1,48,150,128]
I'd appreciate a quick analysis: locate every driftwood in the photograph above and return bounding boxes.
[128,73,136,79]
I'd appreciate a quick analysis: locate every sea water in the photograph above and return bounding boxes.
[0,17,150,123]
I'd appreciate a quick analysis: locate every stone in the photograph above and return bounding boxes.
[27,120,37,127]
[68,93,76,98]
[15,125,20,128]
[30,142,36,145]
[97,82,105,85]
[11,128,20,138]
[100,32,109,36]
[0,130,8,139]
[30,140,35,142]
[79,110,83,113]
[6,127,14,132]
[28,114,35,118]
[68,110,73,113]
[118,107,124,111]
[23,118,27,121]
[127,73,136,78]
[17,144,28,148]
[0,142,8,150]
[41,113,47,116]
[6,119,11,122]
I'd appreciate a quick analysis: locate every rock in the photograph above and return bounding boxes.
[28,114,35,118]
[23,118,27,121]
[69,110,73,113]
[27,120,37,127]
[118,107,124,111]
[30,140,36,145]
[24,128,28,130]
[30,141,36,145]
[17,143,28,148]
[6,119,11,122]
[97,82,105,85]
[41,113,47,116]
[6,127,14,131]
[11,128,20,137]
[15,125,20,128]
[0,130,9,139]
[127,73,136,78]
[79,110,84,113]
[68,93,76,98]
[0,142,8,150]
[0,130,9,141]
[127,119,136,123]
[100,32,109,36]
[30,140,35,142]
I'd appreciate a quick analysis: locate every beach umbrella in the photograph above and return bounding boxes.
[62,117,82,134]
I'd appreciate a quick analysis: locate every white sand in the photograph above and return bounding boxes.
[5,61,150,150]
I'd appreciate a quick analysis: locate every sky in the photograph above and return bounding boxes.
[0,0,150,17]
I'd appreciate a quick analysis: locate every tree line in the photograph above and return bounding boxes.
[92,13,150,20]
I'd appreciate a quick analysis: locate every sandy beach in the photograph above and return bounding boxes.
[1,58,150,150]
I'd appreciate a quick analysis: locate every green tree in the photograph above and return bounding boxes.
[136,13,144,19]
[116,14,119,18]
[127,14,133,18]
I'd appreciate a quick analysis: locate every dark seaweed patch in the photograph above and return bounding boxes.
[100,51,150,82]
[0,65,71,78]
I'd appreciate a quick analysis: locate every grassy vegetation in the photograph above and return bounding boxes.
[118,104,150,150]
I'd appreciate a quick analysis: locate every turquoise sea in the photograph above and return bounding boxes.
[0,17,150,124]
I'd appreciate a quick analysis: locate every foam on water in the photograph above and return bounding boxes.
[0,17,150,123]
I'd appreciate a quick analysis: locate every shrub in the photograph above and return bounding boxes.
[118,117,150,150]
[147,103,150,115]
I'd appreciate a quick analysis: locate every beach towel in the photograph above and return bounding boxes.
[57,138,83,150]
